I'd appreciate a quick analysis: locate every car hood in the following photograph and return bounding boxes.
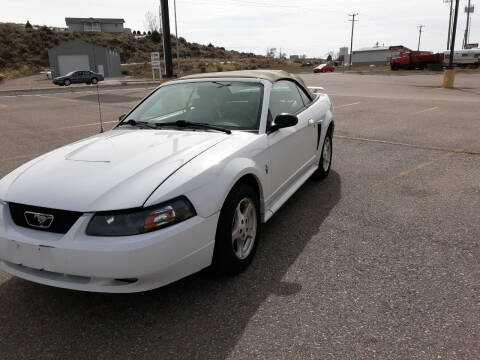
[0,129,228,212]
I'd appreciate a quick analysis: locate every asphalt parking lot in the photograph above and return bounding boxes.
[0,72,479,359]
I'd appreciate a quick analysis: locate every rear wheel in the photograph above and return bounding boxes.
[213,184,260,274]
[312,130,332,180]
[91,78,98,84]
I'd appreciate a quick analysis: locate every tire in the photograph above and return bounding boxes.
[64,79,71,86]
[212,183,260,274]
[391,63,400,71]
[312,130,332,180]
[91,78,98,84]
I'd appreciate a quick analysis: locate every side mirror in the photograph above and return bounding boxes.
[270,113,298,132]
[118,114,126,121]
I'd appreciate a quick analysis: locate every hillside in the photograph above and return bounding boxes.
[0,22,262,77]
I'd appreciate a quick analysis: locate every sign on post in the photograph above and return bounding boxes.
[151,52,162,81]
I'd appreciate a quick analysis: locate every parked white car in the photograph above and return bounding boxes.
[0,70,334,293]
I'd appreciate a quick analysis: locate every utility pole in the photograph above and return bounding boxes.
[348,13,358,67]
[160,0,173,77]
[444,0,454,50]
[174,0,180,75]
[463,0,474,48]
[443,0,460,88]
[417,25,425,51]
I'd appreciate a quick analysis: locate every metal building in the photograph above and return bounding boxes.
[351,45,411,65]
[48,40,121,77]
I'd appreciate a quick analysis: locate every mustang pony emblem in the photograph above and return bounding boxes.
[24,211,54,229]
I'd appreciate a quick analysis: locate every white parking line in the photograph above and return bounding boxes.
[335,102,361,109]
[414,106,439,114]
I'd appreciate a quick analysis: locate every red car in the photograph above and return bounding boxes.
[313,64,335,73]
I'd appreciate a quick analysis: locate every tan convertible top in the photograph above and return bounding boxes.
[179,70,311,97]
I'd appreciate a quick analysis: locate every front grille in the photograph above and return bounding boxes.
[8,203,83,234]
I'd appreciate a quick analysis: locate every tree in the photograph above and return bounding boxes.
[133,30,137,35]
[143,31,146,35]
[324,50,337,61]
[25,21,33,29]
[150,30,161,43]
[144,11,160,33]
[266,47,277,58]
[147,30,151,36]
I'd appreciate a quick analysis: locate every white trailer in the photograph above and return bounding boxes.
[443,49,480,67]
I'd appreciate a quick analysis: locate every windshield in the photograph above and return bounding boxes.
[123,81,264,131]
[65,71,75,76]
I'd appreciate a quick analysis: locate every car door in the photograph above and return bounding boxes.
[71,71,81,83]
[266,80,317,204]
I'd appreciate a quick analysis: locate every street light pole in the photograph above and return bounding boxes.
[348,13,358,67]
[174,0,181,75]
[447,0,453,49]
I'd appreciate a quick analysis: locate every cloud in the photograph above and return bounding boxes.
[2,0,478,57]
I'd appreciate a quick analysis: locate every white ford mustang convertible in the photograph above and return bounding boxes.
[0,70,334,293]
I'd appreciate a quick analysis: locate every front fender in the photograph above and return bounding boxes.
[144,134,269,219]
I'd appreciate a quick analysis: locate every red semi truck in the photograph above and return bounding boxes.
[391,51,444,70]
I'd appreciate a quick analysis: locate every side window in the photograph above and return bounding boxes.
[269,80,304,120]
[296,85,312,107]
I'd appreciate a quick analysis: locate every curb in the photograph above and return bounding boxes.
[0,81,162,97]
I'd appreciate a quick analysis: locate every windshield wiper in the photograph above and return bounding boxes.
[118,119,157,129]
[154,120,231,134]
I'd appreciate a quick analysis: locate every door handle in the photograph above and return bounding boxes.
[308,119,315,126]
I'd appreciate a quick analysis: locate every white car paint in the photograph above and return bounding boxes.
[0,76,334,293]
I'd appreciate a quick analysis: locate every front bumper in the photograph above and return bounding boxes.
[0,202,218,293]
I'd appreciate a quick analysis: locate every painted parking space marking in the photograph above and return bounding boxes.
[1,120,118,138]
[335,102,361,109]
[414,106,438,114]
[339,137,479,200]
[334,134,448,152]
[0,269,11,283]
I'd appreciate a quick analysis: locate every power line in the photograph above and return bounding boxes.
[417,25,425,51]
[348,13,358,67]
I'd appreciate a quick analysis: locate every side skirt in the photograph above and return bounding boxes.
[263,165,318,222]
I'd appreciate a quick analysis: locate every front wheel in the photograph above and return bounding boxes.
[312,131,332,180]
[213,184,260,274]
[64,79,71,86]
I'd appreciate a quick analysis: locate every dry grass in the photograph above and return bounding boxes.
[0,65,39,80]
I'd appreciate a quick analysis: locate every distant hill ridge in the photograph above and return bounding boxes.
[0,22,258,72]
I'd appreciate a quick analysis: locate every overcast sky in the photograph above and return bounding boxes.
[3,0,479,57]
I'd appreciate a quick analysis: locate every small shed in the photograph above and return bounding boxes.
[48,40,121,77]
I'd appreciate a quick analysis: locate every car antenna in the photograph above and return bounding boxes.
[92,44,104,133]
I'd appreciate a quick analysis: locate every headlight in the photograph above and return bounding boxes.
[86,197,196,236]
